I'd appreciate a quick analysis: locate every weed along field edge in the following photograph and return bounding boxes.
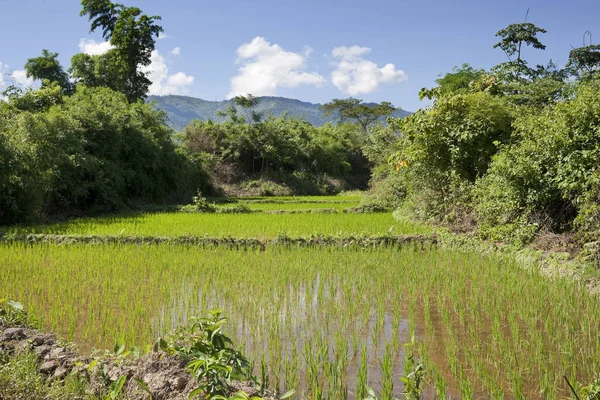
[1,196,600,399]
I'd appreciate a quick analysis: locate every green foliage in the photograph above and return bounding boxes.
[2,81,64,112]
[181,115,369,193]
[149,95,412,131]
[568,44,600,80]
[400,346,425,400]
[0,299,29,327]
[80,0,163,102]
[420,63,486,99]
[581,376,600,400]
[0,86,207,224]
[232,94,262,124]
[493,22,547,62]
[320,98,396,133]
[24,49,73,94]
[157,310,254,399]
[473,79,600,242]
[70,51,128,95]
[388,91,513,223]
[0,351,95,400]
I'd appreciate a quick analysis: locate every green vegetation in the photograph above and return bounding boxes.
[4,3,600,399]
[366,17,600,262]
[2,243,599,398]
[149,95,412,131]
[8,210,428,237]
[178,96,399,195]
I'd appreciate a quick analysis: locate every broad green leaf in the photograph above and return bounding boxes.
[279,389,295,399]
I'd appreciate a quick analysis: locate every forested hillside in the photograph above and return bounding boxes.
[149,95,412,131]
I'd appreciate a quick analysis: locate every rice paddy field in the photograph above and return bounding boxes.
[7,212,432,238]
[1,195,599,399]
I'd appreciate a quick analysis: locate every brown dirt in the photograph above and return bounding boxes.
[532,232,580,258]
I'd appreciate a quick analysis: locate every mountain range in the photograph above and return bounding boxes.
[149,95,412,131]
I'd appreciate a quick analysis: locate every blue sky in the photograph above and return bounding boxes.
[1,0,599,111]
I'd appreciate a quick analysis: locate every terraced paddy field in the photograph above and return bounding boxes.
[7,212,432,238]
[1,196,599,399]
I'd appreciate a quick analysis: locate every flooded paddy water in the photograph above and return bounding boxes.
[1,241,598,399]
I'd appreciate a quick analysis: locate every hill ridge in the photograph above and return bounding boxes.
[149,95,412,131]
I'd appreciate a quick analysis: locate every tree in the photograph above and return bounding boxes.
[420,63,486,99]
[568,45,600,79]
[493,22,547,63]
[233,94,262,125]
[79,0,163,102]
[320,98,396,133]
[24,49,73,94]
[493,20,547,84]
[70,51,126,92]
[216,94,262,125]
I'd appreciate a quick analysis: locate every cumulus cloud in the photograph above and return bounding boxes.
[142,50,194,95]
[228,36,325,98]
[157,32,168,40]
[11,70,34,87]
[0,62,9,92]
[331,45,407,95]
[79,38,114,55]
[0,62,35,92]
[171,47,181,56]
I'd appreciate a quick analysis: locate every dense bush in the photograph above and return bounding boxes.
[474,80,600,243]
[387,92,514,223]
[180,116,370,194]
[0,86,208,224]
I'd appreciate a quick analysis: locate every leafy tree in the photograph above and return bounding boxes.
[388,92,514,222]
[492,20,547,84]
[568,45,600,79]
[70,51,126,92]
[24,49,73,94]
[473,79,600,242]
[2,82,64,113]
[233,94,262,124]
[420,63,486,99]
[79,0,163,102]
[320,98,396,133]
[216,105,244,125]
[217,94,262,125]
[493,22,547,63]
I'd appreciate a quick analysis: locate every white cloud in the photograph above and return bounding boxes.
[331,45,407,96]
[0,62,9,92]
[142,50,194,95]
[0,63,35,93]
[228,36,325,98]
[158,32,168,40]
[79,38,114,56]
[11,70,34,87]
[171,47,181,56]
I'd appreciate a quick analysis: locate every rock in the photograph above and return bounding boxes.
[49,347,65,358]
[40,360,58,374]
[30,335,46,346]
[0,327,25,341]
[34,345,51,358]
[53,366,69,380]
[171,376,188,390]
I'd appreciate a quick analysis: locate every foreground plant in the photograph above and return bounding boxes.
[156,310,255,399]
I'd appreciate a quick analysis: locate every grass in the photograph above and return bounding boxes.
[0,351,95,399]
[7,212,431,238]
[2,243,599,399]
[229,195,362,203]
[242,202,358,211]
